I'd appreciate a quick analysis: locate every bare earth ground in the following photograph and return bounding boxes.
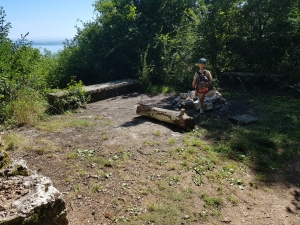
[4,92,300,225]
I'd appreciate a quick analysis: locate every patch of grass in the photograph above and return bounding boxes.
[66,152,77,159]
[2,133,25,151]
[200,192,223,208]
[37,115,92,132]
[29,138,58,155]
[168,138,175,145]
[154,130,161,136]
[102,132,109,140]
[192,174,203,186]
[73,184,82,192]
[65,176,73,183]
[143,140,160,146]
[157,180,168,191]
[227,195,239,205]
[255,173,269,182]
[104,120,113,126]
[169,176,180,186]
[90,182,102,193]
[140,202,180,224]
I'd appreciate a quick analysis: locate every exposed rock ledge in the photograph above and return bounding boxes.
[0,149,68,225]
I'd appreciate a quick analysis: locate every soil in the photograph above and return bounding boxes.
[2,92,300,225]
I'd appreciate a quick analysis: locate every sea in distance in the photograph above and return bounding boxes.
[32,40,64,54]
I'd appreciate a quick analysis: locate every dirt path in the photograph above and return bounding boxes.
[4,93,300,225]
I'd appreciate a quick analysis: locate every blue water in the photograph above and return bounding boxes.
[32,44,64,54]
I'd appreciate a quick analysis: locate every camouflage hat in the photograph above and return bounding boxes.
[198,58,207,64]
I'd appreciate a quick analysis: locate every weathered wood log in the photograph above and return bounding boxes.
[136,104,195,130]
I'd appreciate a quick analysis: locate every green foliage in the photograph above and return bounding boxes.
[47,78,90,114]
[38,0,300,90]
[5,88,48,125]
[0,7,54,125]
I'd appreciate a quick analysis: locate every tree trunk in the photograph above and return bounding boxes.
[136,104,195,130]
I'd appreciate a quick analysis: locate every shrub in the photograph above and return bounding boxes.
[4,88,48,125]
[47,78,90,114]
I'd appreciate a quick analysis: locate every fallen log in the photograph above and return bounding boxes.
[136,104,195,130]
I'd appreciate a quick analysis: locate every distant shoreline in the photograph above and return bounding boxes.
[32,43,64,54]
[32,40,64,45]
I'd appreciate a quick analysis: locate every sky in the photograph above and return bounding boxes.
[1,0,96,41]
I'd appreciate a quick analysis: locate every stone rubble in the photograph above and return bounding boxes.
[174,90,227,112]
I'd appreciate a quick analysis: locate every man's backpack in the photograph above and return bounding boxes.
[195,70,209,93]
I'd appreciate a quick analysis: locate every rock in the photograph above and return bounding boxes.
[0,159,30,177]
[229,114,258,124]
[173,96,181,104]
[184,215,190,219]
[204,102,214,110]
[104,213,113,219]
[206,90,222,98]
[214,103,221,109]
[178,100,195,110]
[0,174,68,225]
[0,154,68,225]
[179,93,188,99]
[221,218,232,223]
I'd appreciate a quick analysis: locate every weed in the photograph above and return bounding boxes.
[216,186,223,192]
[91,182,102,193]
[255,173,269,182]
[169,176,180,186]
[2,133,24,151]
[157,180,168,191]
[192,174,203,186]
[76,149,94,158]
[227,195,239,205]
[73,184,81,192]
[79,170,87,177]
[143,140,160,146]
[102,133,109,140]
[97,170,105,177]
[168,138,175,145]
[66,152,77,159]
[154,130,161,136]
[200,193,223,208]
[138,187,151,195]
[104,120,113,126]
[65,176,73,183]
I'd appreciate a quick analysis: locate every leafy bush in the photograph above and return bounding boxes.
[47,78,90,114]
[4,88,48,125]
